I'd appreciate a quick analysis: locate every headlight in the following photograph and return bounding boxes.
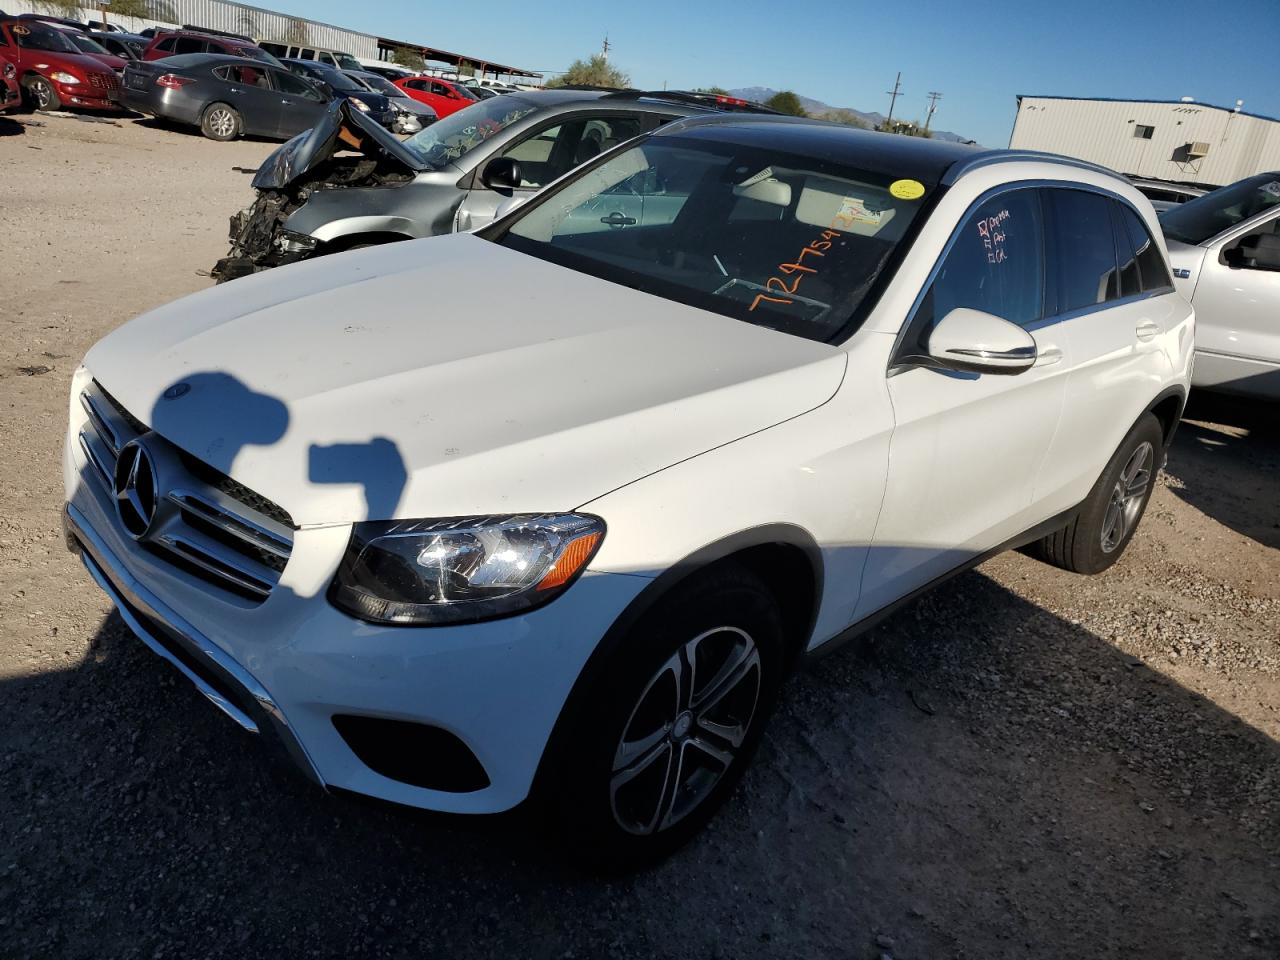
[330,513,605,625]
[274,229,318,256]
[349,97,370,112]
[51,71,81,85]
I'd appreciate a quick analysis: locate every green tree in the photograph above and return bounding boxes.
[764,91,806,116]
[36,0,81,16]
[547,54,630,90]
[879,118,933,138]
[817,109,870,129]
[695,85,729,96]
[391,45,425,71]
[455,60,476,78]
[106,0,152,18]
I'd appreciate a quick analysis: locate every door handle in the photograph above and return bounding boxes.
[600,212,637,227]
[1034,345,1064,367]
[1135,319,1160,342]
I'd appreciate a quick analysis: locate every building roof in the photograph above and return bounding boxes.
[1016,94,1280,126]
[374,37,539,78]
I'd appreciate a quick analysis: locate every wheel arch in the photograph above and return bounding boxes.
[1145,384,1187,448]
[317,230,414,254]
[526,524,823,809]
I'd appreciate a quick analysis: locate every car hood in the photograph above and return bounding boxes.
[252,99,425,190]
[83,234,847,526]
[23,47,116,74]
[1163,236,1208,300]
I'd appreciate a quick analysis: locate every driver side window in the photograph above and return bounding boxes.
[499,117,643,190]
[916,188,1046,334]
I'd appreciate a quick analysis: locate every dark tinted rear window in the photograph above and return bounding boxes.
[1045,189,1119,314]
[1116,202,1173,292]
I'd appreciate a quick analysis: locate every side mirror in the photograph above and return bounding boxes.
[925,307,1037,375]
[481,156,521,192]
[1225,232,1280,271]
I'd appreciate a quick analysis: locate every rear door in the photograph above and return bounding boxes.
[860,186,1072,615]
[454,113,653,231]
[271,66,328,137]
[1033,187,1184,513]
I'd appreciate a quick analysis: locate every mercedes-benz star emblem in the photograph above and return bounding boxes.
[114,440,159,539]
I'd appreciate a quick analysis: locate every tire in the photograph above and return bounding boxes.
[199,102,241,141]
[1031,413,1164,574]
[552,564,786,870]
[24,75,59,112]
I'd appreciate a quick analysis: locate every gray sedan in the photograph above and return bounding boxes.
[120,53,332,141]
[212,88,774,279]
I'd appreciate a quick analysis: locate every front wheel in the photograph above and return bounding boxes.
[200,102,240,141]
[1030,413,1164,574]
[24,75,60,111]
[553,565,786,870]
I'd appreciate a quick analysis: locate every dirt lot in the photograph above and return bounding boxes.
[1,112,1277,960]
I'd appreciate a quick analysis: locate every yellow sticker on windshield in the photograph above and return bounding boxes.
[889,179,925,200]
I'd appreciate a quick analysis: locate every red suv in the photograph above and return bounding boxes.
[142,30,281,66]
[393,75,477,118]
[0,18,124,111]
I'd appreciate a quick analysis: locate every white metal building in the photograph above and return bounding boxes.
[1010,95,1280,188]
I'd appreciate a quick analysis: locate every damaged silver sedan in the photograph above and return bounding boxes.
[212,89,769,281]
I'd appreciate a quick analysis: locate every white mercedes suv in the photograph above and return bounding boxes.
[63,115,1193,866]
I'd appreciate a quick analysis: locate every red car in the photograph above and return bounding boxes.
[0,18,124,110]
[1,52,19,111]
[393,75,478,118]
[141,30,280,66]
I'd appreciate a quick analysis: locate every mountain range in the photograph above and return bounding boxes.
[728,87,977,145]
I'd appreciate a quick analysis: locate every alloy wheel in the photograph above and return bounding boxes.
[208,108,235,138]
[610,626,761,835]
[1100,440,1154,553]
[31,79,52,110]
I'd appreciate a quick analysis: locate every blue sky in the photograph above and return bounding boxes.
[294,0,1279,147]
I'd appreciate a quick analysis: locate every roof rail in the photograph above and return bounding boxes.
[179,24,254,43]
[942,150,1128,186]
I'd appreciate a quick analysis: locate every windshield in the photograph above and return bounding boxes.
[402,95,536,170]
[1161,172,1280,244]
[349,71,401,97]
[494,137,935,343]
[10,22,81,53]
[333,52,362,71]
[70,33,111,55]
[233,45,282,67]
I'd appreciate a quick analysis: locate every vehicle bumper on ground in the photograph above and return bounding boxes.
[1192,349,1280,400]
[63,420,648,814]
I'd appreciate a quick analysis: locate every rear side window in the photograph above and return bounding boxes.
[918,188,1046,330]
[214,64,269,86]
[298,48,315,60]
[155,36,176,52]
[174,36,205,55]
[1114,202,1173,292]
[1044,189,1119,314]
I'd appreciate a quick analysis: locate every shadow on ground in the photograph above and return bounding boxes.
[1,569,1275,958]
[0,116,26,137]
[1166,392,1280,551]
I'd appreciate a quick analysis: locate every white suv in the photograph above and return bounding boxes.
[63,116,1193,866]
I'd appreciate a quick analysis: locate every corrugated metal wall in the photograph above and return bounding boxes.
[1010,97,1280,187]
[5,0,379,58]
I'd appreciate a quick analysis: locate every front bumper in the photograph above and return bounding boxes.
[64,411,649,814]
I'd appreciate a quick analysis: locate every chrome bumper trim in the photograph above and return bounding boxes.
[64,502,324,787]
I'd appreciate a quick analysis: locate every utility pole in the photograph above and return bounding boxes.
[884,72,902,129]
[601,35,611,60]
[924,91,942,132]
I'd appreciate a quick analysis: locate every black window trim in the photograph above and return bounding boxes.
[888,179,1175,375]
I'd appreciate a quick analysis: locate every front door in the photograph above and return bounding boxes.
[454,114,651,232]
[860,186,1072,616]
[214,64,280,137]
[270,68,328,138]
[1193,205,1280,394]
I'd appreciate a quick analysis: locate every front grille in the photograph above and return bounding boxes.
[88,73,120,92]
[78,380,294,603]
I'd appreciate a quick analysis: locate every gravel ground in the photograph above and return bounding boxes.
[1,112,1277,960]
